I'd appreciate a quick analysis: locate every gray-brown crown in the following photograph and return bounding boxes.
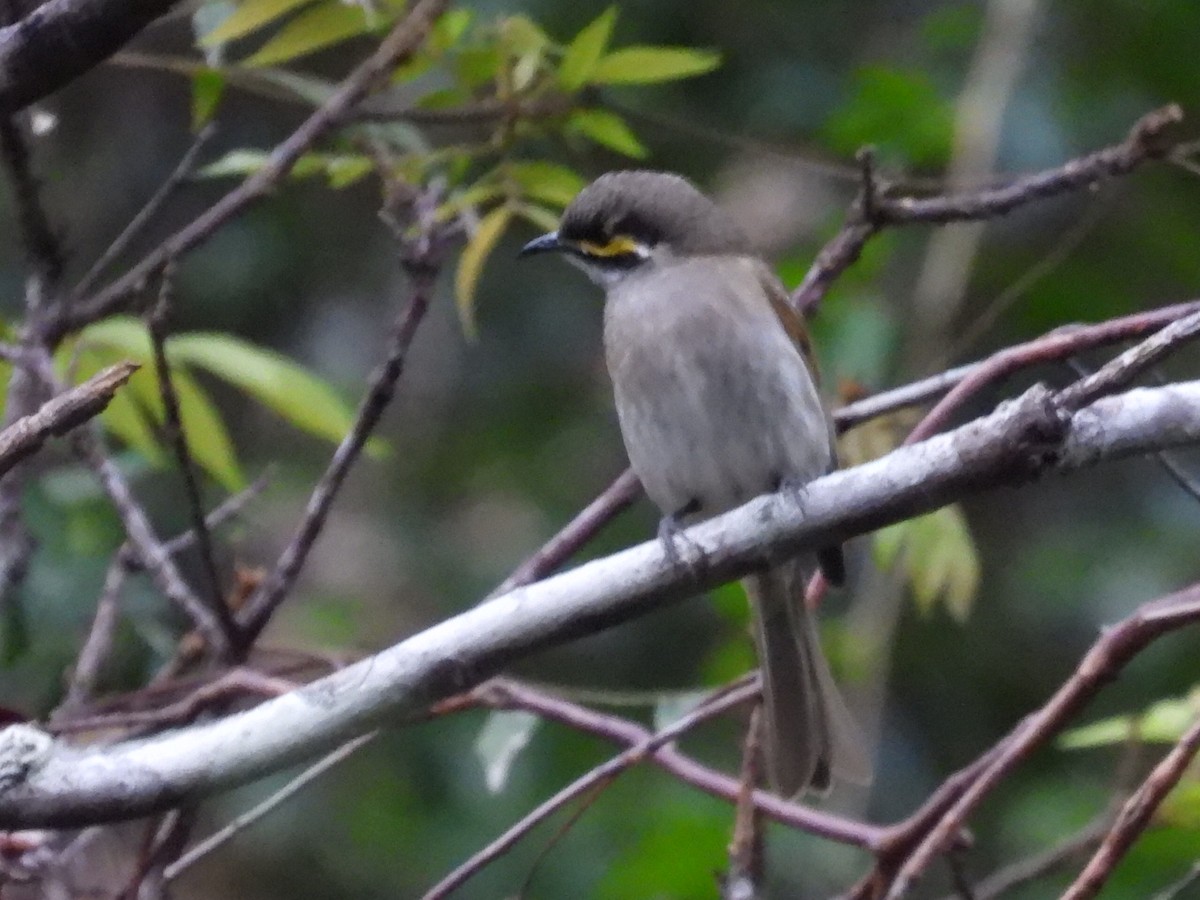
[559,170,751,256]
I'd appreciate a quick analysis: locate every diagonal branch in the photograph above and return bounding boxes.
[0,376,1197,827]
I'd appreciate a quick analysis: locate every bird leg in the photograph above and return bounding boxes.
[657,499,708,579]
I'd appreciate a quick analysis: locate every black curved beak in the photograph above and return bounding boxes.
[519,231,563,257]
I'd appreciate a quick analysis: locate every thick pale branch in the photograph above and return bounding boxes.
[0,379,1198,826]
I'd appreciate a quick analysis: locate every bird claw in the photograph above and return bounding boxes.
[775,476,809,514]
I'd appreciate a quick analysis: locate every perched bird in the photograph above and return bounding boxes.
[520,170,869,797]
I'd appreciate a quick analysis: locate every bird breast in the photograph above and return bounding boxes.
[603,257,831,520]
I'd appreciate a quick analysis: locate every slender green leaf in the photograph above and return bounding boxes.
[197,149,326,179]
[455,206,511,340]
[591,46,721,84]
[557,6,616,91]
[191,68,226,130]
[201,0,318,46]
[243,0,372,67]
[429,8,472,52]
[507,160,585,208]
[325,154,374,188]
[168,332,363,447]
[568,108,647,158]
[1060,692,1200,750]
[67,345,166,466]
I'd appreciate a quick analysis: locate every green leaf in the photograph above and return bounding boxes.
[454,47,501,89]
[825,66,954,167]
[201,0,318,46]
[590,46,721,85]
[507,160,585,208]
[191,68,226,130]
[567,108,647,158]
[500,14,549,55]
[168,332,364,448]
[325,154,373,188]
[429,8,472,52]
[455,206,512,340]
[171,369,244,490]
[243,0,373,67]
[875,504,979,621]
[67,344,166,466]
[197,149,327,179]
[1060,692,1200,750]
[474,710,539,793]
[557,6,616,91]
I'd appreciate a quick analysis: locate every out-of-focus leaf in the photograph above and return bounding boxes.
[514,203,561,233]
[429,8,471,52]
[652,691,708,731]
[825,66,953,167]
[168,332,363,448]
[455,205,511,340]
[243,0,373,67]
[1060,692,1200,750]
[252,68,338,105]
[191,68,226,130]
[590,46,721,84]
[171,368,244,490]
[68,345,166,466]
[510,48,543,92]
[193,1,235,63]
[568,108,646,158]
[325,154,374,188]
[501,14,548,55]
[507,160,585,208]
[201,0,317,46]
[557,6,616,91]
[473,710,539,793]
[455,47,501,88]
[197,149,326,179]
[874,505,979,621]
[1160,778,1200,829]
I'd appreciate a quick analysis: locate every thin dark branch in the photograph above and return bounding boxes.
[0,116,62,295]
[876,583,1200,899]
[722,706,765,900]
[72,124,216,301]
[57,0,450,340]
[1061,716,1200,900]
[145,267,238,651]
[237,221,445,643]
[0,0,187,115]
[792,105,1183,314]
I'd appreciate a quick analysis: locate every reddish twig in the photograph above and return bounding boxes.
[422,677,868,900]
[874,582,1200,899]
[1060,715,1200,900]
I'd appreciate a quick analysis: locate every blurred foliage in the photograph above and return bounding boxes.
[3,0,1200,897]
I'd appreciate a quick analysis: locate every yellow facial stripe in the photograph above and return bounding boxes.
[576,235,642,258]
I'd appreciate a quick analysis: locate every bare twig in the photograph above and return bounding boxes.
[490,468,641,595]
[237,223,444,644]
[73,124,216,301]
[420,679,826,900]
[50,668,295,734]
[58,0,449,339]
[792,105,1183,314]
[162,731,376,882]
[145,267,238,650]
[0,362,137,476]
[722,706,765,900]
[878,583,1200,899]
[1061,715,1200,900]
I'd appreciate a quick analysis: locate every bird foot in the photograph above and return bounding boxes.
[658,505,708,580]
